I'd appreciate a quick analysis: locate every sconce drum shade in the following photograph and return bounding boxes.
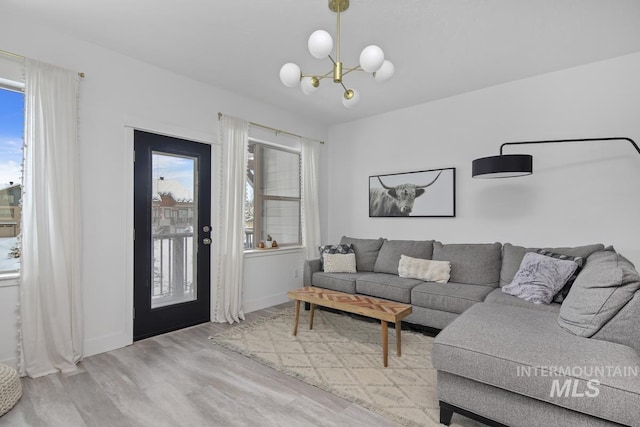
[472,154,533,178]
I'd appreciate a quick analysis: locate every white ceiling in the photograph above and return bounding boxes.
[5,0,640,125]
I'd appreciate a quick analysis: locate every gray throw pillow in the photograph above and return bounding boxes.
[500,242,605,287]
[502,252,579,305]
[558,249,640,337]
[373,240,434,274]
[340,236,384,272]
[535,249,585,303]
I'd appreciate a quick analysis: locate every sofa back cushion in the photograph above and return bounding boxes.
[591,292,640,353]
[340,236,384,272]
[432,242,502,286]
[558,248,640,339]
[500,243,605,287]
[373,239,434,274]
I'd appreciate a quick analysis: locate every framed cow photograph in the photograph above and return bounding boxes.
[369,167,456,217]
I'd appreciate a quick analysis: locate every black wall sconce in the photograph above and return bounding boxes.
[472,137,640,179]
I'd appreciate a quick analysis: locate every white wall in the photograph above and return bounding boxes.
[327,52,640,267]
[0,9,328,364]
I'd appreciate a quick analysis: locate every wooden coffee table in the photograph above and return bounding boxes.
[287,287,412,367]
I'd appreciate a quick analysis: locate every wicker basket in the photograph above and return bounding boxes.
[0,364,21,417]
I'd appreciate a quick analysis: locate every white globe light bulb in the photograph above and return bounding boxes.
[374,60,394,83]
[342,89,360,109]
[279,63,301,87]
[359,45,384,73]
[300,77,319,95]
[308,30,333,59]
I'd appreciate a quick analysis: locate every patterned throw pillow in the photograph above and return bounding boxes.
[536,249,585,303]
[398,255,451,283]
[323,253,357,273]
[318,244,354,266]
[502,252,579,305]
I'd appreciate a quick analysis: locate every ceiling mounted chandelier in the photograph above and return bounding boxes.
[279,0,394,108]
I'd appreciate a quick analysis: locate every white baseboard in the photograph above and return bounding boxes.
[84,331,132,358]
[243,292,290,314]
[83,294,288,357]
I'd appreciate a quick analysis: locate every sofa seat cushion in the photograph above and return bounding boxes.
[484,288,560,313]
[355,273,423,304]
[312,272,369,294]
[411,282,494,314]
[432,303,640,426]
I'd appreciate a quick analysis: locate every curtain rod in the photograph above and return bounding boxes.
[218,112,324,144]
[0,48,85,78]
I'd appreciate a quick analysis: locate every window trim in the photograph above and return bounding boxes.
[0,83,24,276]
[246,137,302,250]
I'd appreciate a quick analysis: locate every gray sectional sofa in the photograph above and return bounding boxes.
[303,236,640,427]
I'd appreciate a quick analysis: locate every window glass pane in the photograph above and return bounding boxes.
[260,146,300,198]
[246,141,301,249]
[261,199,300,245]
[0,87,24,273]
[245,145,255,249]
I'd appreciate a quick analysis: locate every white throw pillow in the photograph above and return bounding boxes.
[398,255,450,283]
[323,253,357,273]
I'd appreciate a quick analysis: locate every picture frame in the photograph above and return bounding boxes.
[369,167,456,217]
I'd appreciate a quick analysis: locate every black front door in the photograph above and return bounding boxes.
[133,130,211,340]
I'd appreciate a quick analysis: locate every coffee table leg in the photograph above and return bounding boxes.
[293,300,300,336]
[381,320,388,367]
[309,303,315,330]
[396,321,402,356]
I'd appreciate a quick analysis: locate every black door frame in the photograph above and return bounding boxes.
[133,130,211,340]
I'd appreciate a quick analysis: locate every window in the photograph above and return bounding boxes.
[245,140,301,249]
[0,86,24,274]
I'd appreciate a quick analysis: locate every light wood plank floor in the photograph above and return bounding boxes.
[0,302,477,427]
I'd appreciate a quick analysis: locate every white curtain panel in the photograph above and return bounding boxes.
[213,115,248,323]
[301,139,322,261]
[19,59,82,378]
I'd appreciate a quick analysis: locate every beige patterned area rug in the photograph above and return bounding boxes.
[209,308,468,427]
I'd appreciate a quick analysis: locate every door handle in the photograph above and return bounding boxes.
[203,238,212,245]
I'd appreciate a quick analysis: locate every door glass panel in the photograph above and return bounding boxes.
[151,152,198,308]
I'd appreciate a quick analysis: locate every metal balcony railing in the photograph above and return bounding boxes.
[244,227,254,249]
[152,231,194,306]
[0,206,19,220]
